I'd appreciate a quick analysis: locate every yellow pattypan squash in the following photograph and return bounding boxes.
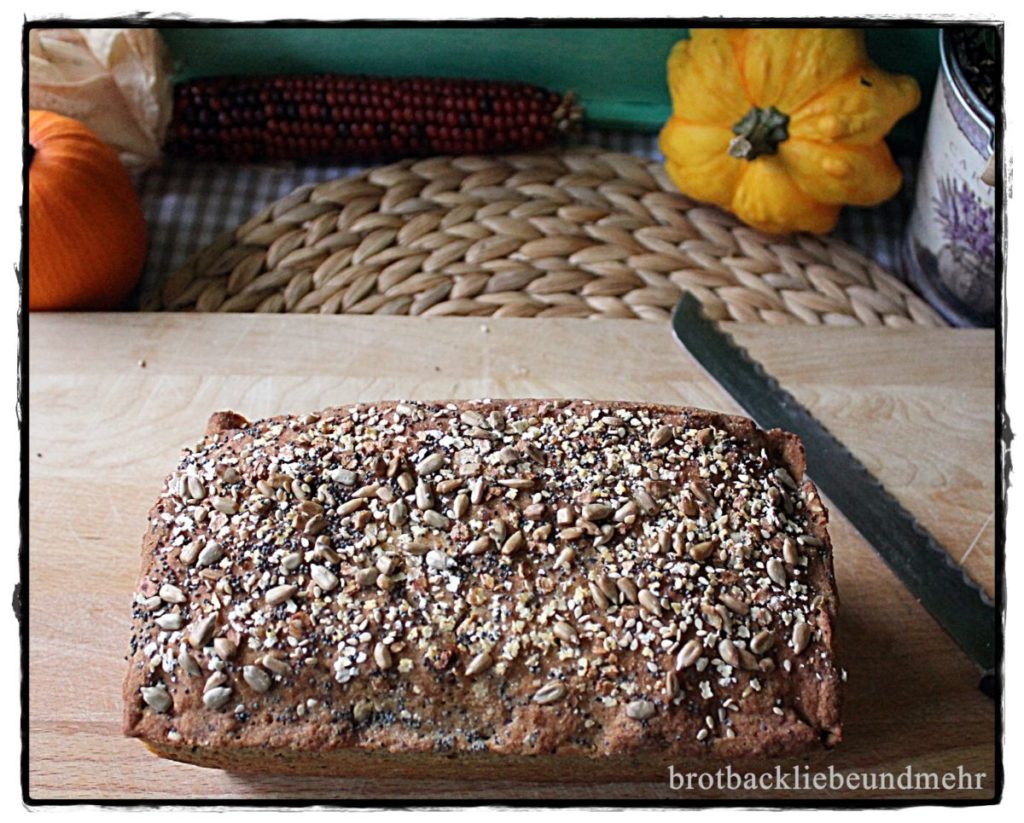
[659,29,921,234]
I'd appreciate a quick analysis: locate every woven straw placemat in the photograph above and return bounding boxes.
[155,147,945,326]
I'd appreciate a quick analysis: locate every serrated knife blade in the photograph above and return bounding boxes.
[672,293,995,673]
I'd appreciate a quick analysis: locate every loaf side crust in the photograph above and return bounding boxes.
[123,400,842,776]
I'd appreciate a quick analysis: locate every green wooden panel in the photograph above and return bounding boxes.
[161,26,940,150]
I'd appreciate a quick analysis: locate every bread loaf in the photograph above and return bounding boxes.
[123,400,842,779]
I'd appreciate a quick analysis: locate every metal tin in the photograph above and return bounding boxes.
[902,30,996,327]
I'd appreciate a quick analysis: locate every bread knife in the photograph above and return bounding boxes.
[671,293,997,678]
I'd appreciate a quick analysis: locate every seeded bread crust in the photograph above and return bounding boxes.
[123,400,842,779]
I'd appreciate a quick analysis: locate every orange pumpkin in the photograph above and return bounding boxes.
[28,110,148,310]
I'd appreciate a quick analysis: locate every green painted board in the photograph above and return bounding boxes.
[161,26,940,150]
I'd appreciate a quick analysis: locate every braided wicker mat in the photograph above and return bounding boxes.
[156,148,945,326]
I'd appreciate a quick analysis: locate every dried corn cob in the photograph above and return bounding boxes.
[168,74,583,163]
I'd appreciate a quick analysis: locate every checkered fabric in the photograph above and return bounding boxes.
[135,129,917,308]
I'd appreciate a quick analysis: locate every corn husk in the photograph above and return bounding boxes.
[29,28,172,172]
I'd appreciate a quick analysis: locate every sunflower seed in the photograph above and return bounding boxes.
[262,655,291,676]
[203,686,233,710]
[397,471,415,492]
[470,477,487,505]
[616,577,639,604]
[466,426,497,441]
[243,664,272,693]
[159,583,186,604]
[554,546,575,568]
[303,513,326,535]
[155,612,183,631]
[792,621,812,655]
[657,530,672,554]
[701,601,724,630]
[689,482,713,505]
[460,410,488,428]
[188,614,217,648]
[178,648,202,677]
[634,489,658,515]
[388,499,408,526]
[214,637,236,659]
[448,493,468,520]
[718,639,740,668]
[425,475,458,496]
[141,685,171,713]
[555,506,576,526]
[186,475,206,501]
[783,537,799,565]
[739,648,759,670]
[310,564,339,592]
[415,480,435,510]
[626,699,655,721]
[500,530,525,556]
[179,541,200,566]
[338,498,365,516]
[354,483,380,499]
[689,539,717,562]
[596,574,618,603]
[488,409,506,431]
[582,503,613,521]
[800,534,823,547]
[676,638,703,670]
[203,671,227,692]
[196,541,224,567]
[559,527,583,541]
[329,467,357,486]
[212,496,238,515]
[751,630,775,655]
[498,477,534,490]
[650,425,674,448]
[266,584,298,606]
[614,501,639,523]
[553,621,578,644]
[638,589,662,617]
[423,509,450,529]
[589,581,611,611]
[374,641,393,670]
[775,467,798,490]
[533,523,553,540]
[719,592,749,615]
[532,681,567,704]
[426,550,453,571]
[463,535,492,556]
[696,427,715,447]
[280,551,302,571]
[415,453,445,476]
[465,650,493,677]
[766,557,787,587]
[355,566,379,587]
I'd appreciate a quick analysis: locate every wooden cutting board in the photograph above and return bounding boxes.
[27,313,998,802]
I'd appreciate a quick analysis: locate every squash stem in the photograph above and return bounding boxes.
[729,106,790,161]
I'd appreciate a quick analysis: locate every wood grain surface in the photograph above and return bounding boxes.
[27,313,999,802]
